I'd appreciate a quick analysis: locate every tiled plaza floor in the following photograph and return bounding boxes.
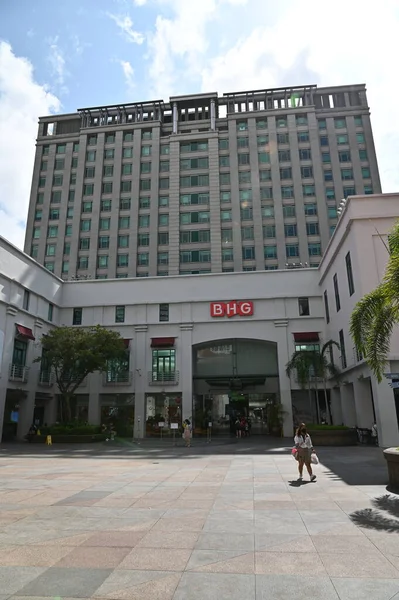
[0,439,397,599]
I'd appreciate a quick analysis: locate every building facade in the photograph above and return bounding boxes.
[24,84,381,280]
[3,194,399,446]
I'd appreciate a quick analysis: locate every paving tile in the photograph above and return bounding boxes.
[255,551,327,575]
[82,531,146,547]
[0,566,46,595]
[311,534,380,555]
[0,545,73,566]
[331,577,399,599]
[137,530,199,549]
[117,547,192,571]
[187,550,255,574]
[173,572,255,600]
[151,517,205,532]
[195,532,254,552]
[255,533,316,553]
[92,569,182,600]
[319,552,399,578]
[370,535,399,557]
[54,546,130,568]
[255,574,339,600]
[18,566,112,597]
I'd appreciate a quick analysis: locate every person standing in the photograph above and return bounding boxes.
[294,423,316,482]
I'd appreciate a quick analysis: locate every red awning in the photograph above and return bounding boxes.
[16,324,35,340]
[151,337,175,348]
[293,332,319,343]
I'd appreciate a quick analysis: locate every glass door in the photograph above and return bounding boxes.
[152,349,176,382]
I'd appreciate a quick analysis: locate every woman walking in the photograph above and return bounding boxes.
[294,423,316,482]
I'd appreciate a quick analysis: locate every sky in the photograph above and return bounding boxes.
[0,0,399,249]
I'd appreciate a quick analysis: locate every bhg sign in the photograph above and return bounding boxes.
[210,301,254,318]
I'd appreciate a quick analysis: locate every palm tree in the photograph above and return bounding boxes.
[350,222,399,382]
[286,350,320,423]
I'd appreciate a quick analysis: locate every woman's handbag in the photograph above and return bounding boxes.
[291,447,298,461]
[311,452,319,465]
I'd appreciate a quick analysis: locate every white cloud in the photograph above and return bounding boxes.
[120,60,135,95]
[0,41,60,249]
[47,36,68,93]
[107,13,144,44]
[133,0,148,5]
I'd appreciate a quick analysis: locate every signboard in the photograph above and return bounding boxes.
[210,301,253,318]
[389,382,399,389]
[158,422,165,428]
[385,373,399,379]
[170,423,179,429]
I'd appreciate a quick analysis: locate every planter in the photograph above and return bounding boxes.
[384,448,399,492]
[309,429,357,446]
[29,434,107,444]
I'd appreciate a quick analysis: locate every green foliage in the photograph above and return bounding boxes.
[306,424,349,431]
[35,325,126,421]
[41,423,102,435]
[350,222,399,382]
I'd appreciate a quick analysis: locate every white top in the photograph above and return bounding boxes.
[294,434,313,449]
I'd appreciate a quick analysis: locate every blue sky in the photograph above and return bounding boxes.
[0,0,399,248]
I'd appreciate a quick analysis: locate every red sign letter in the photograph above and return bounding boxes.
[210,302,225,317]
[239,301,254,316]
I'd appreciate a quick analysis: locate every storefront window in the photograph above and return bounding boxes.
[151,349,176,382]
[146,393,182,436]
[105,350,130,383]
[100,394,135,437]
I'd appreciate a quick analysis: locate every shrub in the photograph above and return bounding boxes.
[306,424,350,431]
[40,423,102,436]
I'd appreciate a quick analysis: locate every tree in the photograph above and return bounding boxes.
[36,325,127,422]
[286,350,320,422]
[350,222,399,382]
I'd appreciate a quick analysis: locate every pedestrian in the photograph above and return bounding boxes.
[371,421,378,445]
[235,417,241,439]
[294,423,316,482]
[183,419,192,447]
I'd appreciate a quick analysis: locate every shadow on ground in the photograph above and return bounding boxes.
[350,494,399,532]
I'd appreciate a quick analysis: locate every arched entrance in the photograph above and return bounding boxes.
[192,338,280,436]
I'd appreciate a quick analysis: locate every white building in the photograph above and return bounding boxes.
[1,193,398,446]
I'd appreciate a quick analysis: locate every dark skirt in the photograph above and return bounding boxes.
[297,447,311,464]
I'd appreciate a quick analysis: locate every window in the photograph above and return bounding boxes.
[82,201,92,213]
[117,273,128,278]
[115,306,125,323]
[117,254,129,267]
[256,118,267,129]
[140,197,150,209]
[298,131,310,143]
[30,244,38,258]
[280,167,292,180]
[122,163,132,176]
[333,273,341,311]
[180,230,210,243]
[63,242,70,255]
[320,136,329,147]
[241,207,253,221]
[220,210,232,222]
[318,119,326,130]
[35,209,42,221]
[33,227,41,239]
[119,216,130,229]
[306,222,319,236]
[219,155,230,168]
[264,246,277,259]
[335,118,346,129]
[219,138,229,150]
[158,303,169,322]
[339,329,346,368]
[103,165,114,177]
[303,184,315,197]
[219,173,230,186]
[47,225,58,238]
[344,186,356,197]
[72,142,79,153]
[221,229,232,242]
[139,214,150,228]
[283,205,296,218]
[258,152,270,164]
[22,290,30,311]
[50,191,61,205]
[304,204,317,216]
[341,168,353,181]
[259,170,272,182]
[180,250,211,263]
[85,166,95,179]
[124,147,133,158]
[263,225,276,238]
[337,134,348,145]
[122,181,132,192]
[262,205,274,218]
[298,297,310,316]
[86,150,96,162]
[181,193,209,205]
[159,178,169,189]
[222,248,234,261]
[152,348,176,382]
[56,144,66,154]
[67,207,74,218]
[299,149,311,161]
[362,167,371,179]
[65,224,72,237]
[83,184,94,196]
[181,157,209,170]
[161,145,170,155]
[296,115,308,126]
[158,232,169,245]
[276,117,287,128]
[102,182,113,194]
[42,145,49,156]
[285,224,297,237]
[364,185,373,195]
[308,243,321,256]
[359,149,368,161]
[278,150,291,162]
[322,152,331,163]
[98,236,109,249]
[44,262,54,272]
[301,166,313,178]
[105,133,115,144]
[277,133,289,144]
[280,186,293,199]
[286,244,299,258]
[36,192,44,205]
[45,243,56,256]
[97,255,108,269]
[260,187,273,200]
[237,121,248,131]
[38,176,46,188]
[120,198,131,210]
[324,290,330,323]
[80,220,91,232]
[240,190,252,203]
[123,131,134,142]
[354,115,363,127]
[54,158,64,170]
[328,206,338,218]
[236,137,248,149]
[324,170,333,182]
[104,149,114,160]
[241,226,254,240]
[99,218,110,230]
[87,135,97,146]
[118,235,129,248]
[180,141,208,152]
[138,253,149,266]
[339,150,351,163]
[239,171,251,184]
[159,214,169,226]
[101,199,112,212]
[160,160,170,172]
[326,187,335,200]
[141,161,151,174]
[159,196,169,207]
[345,251,355,296]
[80,238,90,250]
[242,246,255,260]
[73,308,82,325]
[53,174,63,186]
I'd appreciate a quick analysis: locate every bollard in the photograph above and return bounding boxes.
[46,435,52,446]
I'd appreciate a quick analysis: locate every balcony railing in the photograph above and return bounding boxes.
[148,371,179,385]
[38,371,55,387]
[9,364,29,383]
[103,371,133,386]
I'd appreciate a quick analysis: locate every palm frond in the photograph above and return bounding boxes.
[321,340,340,357]
[349,286,387,354]
[362,303,399,382]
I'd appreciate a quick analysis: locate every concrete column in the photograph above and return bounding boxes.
[371,376,399,447]
[88,391,100,425]
[180,323,193,422]
[274,319,294,437]
[0,386,7,442]
[44,395,57,425]
[210,100,216,131]
[17,389,35,439]
[133,324,148,438]
[172,103,178,134]
[353,377,375,428]
[340,384,357,427]
[330,387,343,425]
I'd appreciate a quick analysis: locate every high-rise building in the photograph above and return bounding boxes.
[24,84,381,279]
